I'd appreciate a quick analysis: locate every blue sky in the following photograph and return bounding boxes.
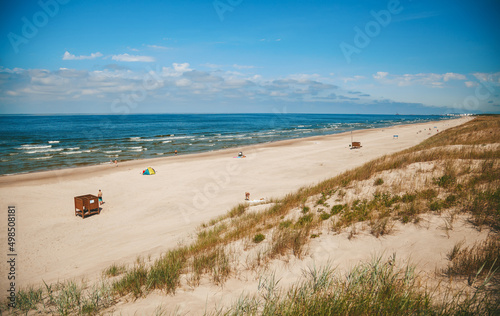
[0,0,499,114]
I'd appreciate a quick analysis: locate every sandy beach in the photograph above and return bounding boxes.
[0,117,473,301]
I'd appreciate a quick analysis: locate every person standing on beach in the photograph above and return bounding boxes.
[174,149,178,155]
[98,189,103,205]
[114,159,118,167]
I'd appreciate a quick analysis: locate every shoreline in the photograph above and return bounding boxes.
[0,117,455,185]
[0,117,473,295]
[0,115,458,179]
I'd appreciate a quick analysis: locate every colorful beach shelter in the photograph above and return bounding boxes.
[142,167,156,175]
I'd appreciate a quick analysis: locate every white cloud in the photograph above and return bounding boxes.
[373,71,467,87]
[373,72,388,80]
[147,45,170,50]
[443,72,466,81]
[473,72,500,83]
[0,65,420,109]
[173,63,191,72]
[225,78,253,87]
[111,54,155,62]
[3,64,497,113]
[62,51,103,60]
[175,78,191,87]
[233,64,255,69]
[162,63,192,77]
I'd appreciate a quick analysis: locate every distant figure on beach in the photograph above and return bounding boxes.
[238,152,243,157]
[174,149,178,155]
[98,189,103,205]
[114,159,118,167]
[245,192,250,200]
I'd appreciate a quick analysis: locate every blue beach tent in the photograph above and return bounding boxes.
[142,167,156,175]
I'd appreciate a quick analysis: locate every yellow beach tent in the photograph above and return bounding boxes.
[142,167,156,175]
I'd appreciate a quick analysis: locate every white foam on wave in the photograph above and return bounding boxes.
[169,135,190,140]
[162,140,172,144]
[29,156,52,160]
[129,146,143,149]
[19,144,51,150]
[26,148,63,154]
[132,135,183,142]
[62,151,82,155]
[48,140,60,144]
[104,150,122,153]
[141,137,170,142]
[66,147,80,150]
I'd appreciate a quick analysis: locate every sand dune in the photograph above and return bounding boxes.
[0,117,472,301]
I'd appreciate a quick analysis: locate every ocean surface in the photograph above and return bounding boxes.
[0,114,451,176]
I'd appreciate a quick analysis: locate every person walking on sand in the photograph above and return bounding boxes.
[114,159,118,167]
[174,149,178,155]
[245,192,250,200]
[98,189,103,205]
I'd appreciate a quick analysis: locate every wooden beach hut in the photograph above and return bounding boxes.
[74,194,100,219]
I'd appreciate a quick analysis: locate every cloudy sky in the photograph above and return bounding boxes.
[1,0,499,114]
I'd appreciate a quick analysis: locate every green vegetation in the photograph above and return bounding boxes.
[103,263,126,277]
[221,257,498,315]
[374,177,384,186]
[253,233,265,243]
[0,280,113,315]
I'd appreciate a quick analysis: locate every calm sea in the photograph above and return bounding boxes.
[0,114,451,175]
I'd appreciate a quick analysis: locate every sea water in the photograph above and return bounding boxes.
[0,114,451,175]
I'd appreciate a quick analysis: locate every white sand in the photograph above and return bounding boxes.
[0,117,473,303]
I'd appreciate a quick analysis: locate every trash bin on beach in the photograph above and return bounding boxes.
[74,194,100,219]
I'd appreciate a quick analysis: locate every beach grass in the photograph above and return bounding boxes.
[220,256,499,315]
